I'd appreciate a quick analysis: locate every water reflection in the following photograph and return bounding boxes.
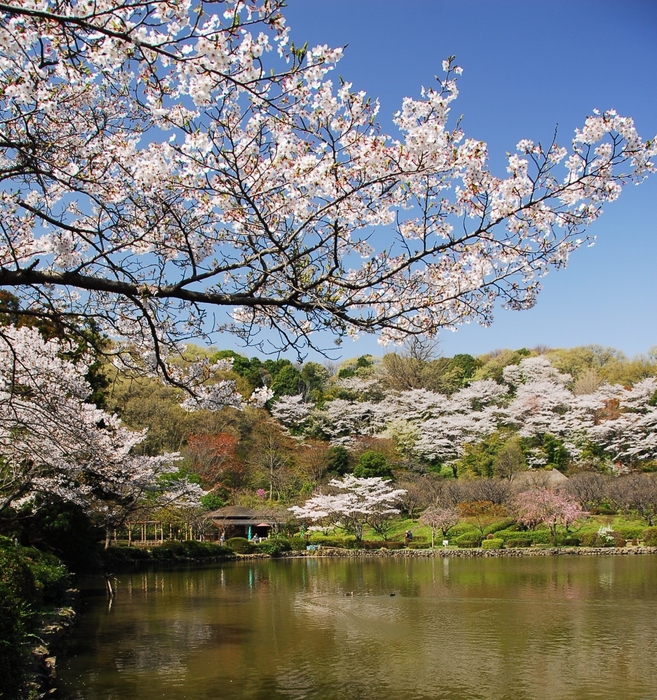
[60,556,657,700]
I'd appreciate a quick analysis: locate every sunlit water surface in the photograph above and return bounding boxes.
[59,555,657,700]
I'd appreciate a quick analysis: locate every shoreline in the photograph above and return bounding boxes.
[274,545,657,559]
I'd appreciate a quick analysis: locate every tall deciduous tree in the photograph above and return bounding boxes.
[0,0,653,375]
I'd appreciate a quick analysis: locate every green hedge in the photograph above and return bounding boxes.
[483,519,518,536]
[455,532,482,547]
[255,537,292,556]
[448,524,479,538]
[481,539,504,550]
[104,541,233,565]
[226,537,256,554]
[559,536,582,547]
[505,538,533,548]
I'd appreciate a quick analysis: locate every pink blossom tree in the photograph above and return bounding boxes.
[419,506,460,547]
[0,0,652,375]
[513,488,585,543]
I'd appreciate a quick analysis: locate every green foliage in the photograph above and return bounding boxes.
[473,348,533,383]
[327,445,350,475]
[580,532,617,547]
[200,492,228,511]
[526,530,551,545]
[255,537,292,556]
[288,537,308,551]
[0,537,69,605]
[542,433,570,472]
[300,362,329,402]
[104,541,232,566]
[546,345,657,386]
[152,541,232,559]
[642,527,657,546]
[505,538,533,548]
[226,537,256,554]
[13,498,104,574]
[494,437,527,479]
[448,523,479,538]
[270,364,303,398]
[457,433,503,478]
[0,537,71,699]
[307,534,358,548]
[455,532,483,548]
[353,450,393,478]
[485,521,520,537]
[481,538,504,549]
[103,545,152,568]
[559,536,582,546]
[0,582,31,700]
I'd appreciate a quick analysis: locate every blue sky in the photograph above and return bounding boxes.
[228,1,657,361]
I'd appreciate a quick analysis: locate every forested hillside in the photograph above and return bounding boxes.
[104,341,657,513]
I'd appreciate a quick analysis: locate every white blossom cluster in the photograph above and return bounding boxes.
[273,356,657,469]
[0,325,203,529]
[0,0,653,366]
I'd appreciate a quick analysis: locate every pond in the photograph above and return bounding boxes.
[59,555,657,700]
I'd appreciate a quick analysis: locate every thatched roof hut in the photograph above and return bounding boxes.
[512,469,569,491]
[205,506,284,539]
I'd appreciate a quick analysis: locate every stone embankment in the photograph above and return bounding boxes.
[280,546,657,559]
[28,589,79,700]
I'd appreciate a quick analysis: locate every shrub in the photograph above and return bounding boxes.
[408,542,431,549]
[495,528,526,542]
[255,538,291,556]
[0,538,70,606]
[308,535,356,548]
[527,530,551,545]
[642,527,657,546]
[0,548,38,606]
[289,537,308,551]
[455,533,482,548]
[581,533,615,547]
[448,523,479,538]
[481,539,504,550]
[613,524,646,540]
[559,536,582,547]
[483,519,517,536]
[226,537,256,554]
[505,538,533,548]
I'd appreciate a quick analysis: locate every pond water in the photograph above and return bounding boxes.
[59,555,657,700]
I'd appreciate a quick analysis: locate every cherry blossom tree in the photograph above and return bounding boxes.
[419,506,459,547]
[0,0,653,377]
[0,325,203,536]
[288,475,406,541]
[270,394,313,433]
[513,488,585,543]
[586,379,657,466]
